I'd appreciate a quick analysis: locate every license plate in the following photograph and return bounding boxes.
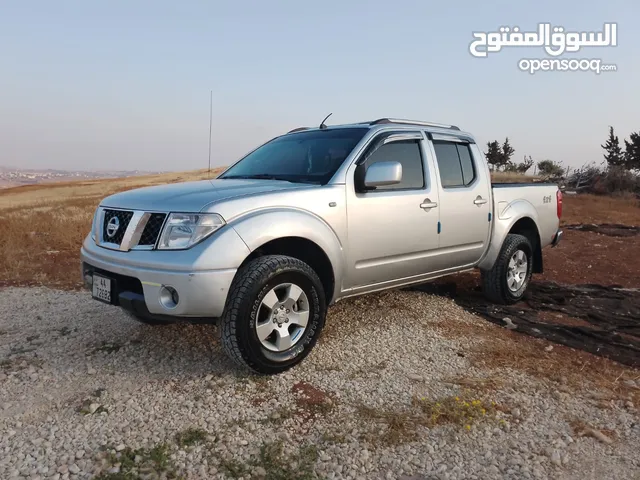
[92,274,112,304]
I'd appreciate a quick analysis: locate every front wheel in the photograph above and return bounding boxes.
[481,233,533,305]
[218,255,327,374]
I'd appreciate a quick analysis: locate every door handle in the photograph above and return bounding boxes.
[474,196,488,205]
[420,199,438,210]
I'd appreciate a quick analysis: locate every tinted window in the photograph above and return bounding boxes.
[364,141,425,190]
[457,144,476,185]
[433,141,476,187]
[220,127,368,185]
[433,142,463,187]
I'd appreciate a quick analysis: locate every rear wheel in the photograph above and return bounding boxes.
[218,255,326,374]
[481,233,533,304]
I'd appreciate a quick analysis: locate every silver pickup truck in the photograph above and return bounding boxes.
[81,118,562,374]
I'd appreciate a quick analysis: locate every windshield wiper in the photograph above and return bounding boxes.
[222,174,306,183]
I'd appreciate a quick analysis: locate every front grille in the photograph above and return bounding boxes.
[139,213,167,246]
[102,209,134,245]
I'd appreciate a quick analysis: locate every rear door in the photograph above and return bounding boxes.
[429,135,492,268]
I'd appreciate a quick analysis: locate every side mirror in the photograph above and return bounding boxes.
[364,161,403,188]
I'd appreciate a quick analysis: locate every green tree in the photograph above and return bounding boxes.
[501,138,515,169]
[624,131,640,171]
[485,138,516,171]
[601,126,625,168]
[484,141,502,171]
[537,160,565,178]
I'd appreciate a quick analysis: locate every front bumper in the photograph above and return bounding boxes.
[551,229,563,247]
[80,237,240,319]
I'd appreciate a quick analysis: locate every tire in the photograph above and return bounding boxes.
[123,310,171,326]
[218,255,327,374]
[481,233,533,305]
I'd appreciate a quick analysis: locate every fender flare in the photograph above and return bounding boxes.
[229,208,345,301]
[478,199,541,271]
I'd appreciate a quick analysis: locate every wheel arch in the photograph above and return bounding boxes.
[230,209,343,304]
[478,199,543,273]
[508,217,543,273]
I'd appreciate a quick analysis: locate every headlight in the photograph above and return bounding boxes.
[158,213,225,250]
[91,207,101,242]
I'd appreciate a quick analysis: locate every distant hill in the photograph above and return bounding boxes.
[0,166,166,189]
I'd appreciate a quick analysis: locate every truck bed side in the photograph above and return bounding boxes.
[478,183,561,271]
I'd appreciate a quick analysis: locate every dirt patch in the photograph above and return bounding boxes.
[541,229,640,288]
[421,278,640,367]
[461,282,639,366]
[291,381,335,419]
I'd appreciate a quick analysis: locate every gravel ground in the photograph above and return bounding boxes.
[0,287,638,480]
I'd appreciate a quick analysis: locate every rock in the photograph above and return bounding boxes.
[625,401,634,409]
[555,439,567,449]
[623,380,638,389]
[583,428,613,444]
[75,451,84,460]
[239,440,248,446]
[407,374,423,382]
[68,464,80,474]
[550,450,562,467]
[255,466,267,476]
[56,465,68,474]
[503,318,517,330]
[87,367,96,375]
[88,403,100,414]
[544,345,553,352]
[115,444,126,452]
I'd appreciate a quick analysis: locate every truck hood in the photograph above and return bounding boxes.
[100,179,306,212]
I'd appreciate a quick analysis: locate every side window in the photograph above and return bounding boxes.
[364,141,425,190]
[433,141,476,188]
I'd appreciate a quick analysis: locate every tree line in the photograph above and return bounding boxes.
[601,126,640,171]
[484,127,640,180]
[484,138,562,177]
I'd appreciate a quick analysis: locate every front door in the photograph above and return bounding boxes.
[344,132,440,290]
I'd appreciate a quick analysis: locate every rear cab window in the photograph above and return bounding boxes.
[432,140,476,188]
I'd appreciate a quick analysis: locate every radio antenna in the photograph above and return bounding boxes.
[319,112,332,130]
[208,90,213,177]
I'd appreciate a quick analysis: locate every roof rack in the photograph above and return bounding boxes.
[368,118,461,131]
[287,127,310,133]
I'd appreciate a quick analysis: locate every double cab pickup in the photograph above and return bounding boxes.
[81,118,562,374]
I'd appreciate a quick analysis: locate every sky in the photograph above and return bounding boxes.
[1,0,638,172]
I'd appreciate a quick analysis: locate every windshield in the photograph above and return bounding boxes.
[219,127,369,184]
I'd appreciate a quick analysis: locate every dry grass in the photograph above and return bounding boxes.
[561,193,640,226]
[0,168,224,288]
[490,171,541,183]
[356,391,500,445]
[0,169,219,209]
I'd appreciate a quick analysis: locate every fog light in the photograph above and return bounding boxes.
[159,285,179,309]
